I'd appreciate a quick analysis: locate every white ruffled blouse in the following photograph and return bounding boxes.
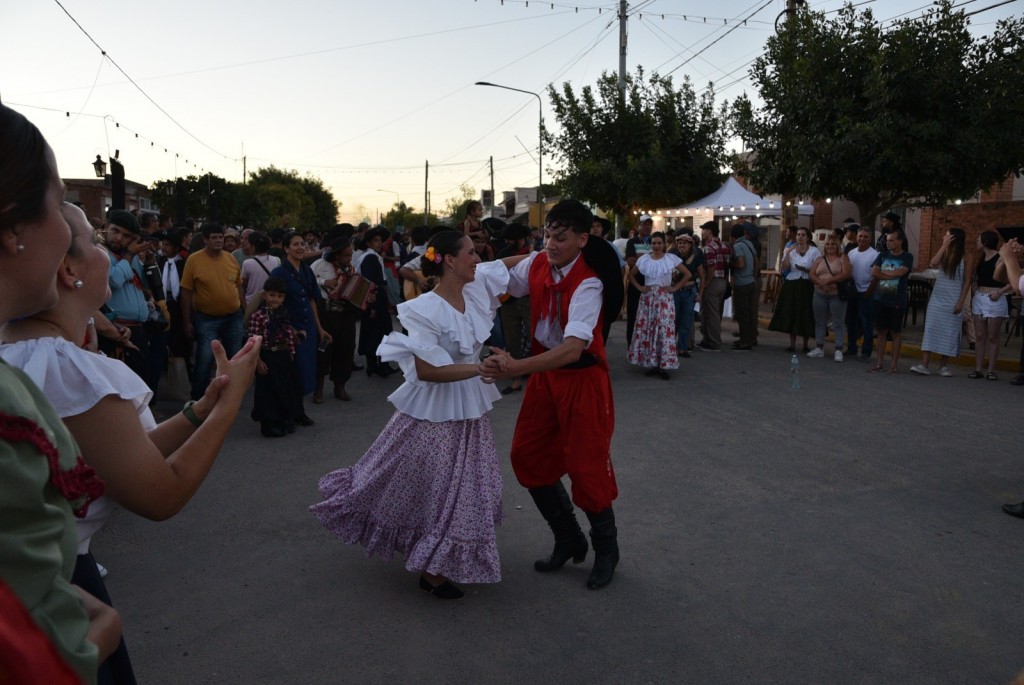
[636,253,683,287]
[0,337,156,554]
[377,260,509,422]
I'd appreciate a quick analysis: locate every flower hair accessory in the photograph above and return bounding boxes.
[424,246,443,264]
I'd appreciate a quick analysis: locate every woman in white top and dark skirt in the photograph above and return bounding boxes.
[626,232,691,379]
[769,227,821,352]
[358,227,397,378]
[311,231,511,600]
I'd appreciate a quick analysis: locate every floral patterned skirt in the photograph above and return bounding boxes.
[310,411,503,584]
[627,287,679,369]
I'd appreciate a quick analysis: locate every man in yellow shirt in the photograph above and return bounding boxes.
[181,222,245,399]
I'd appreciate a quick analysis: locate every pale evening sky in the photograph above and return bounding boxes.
[2,0,1018,225]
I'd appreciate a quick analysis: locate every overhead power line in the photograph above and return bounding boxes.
[660,0,776,77]
[52,0,240,163]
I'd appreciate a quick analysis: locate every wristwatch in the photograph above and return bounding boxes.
[182,400,204,428]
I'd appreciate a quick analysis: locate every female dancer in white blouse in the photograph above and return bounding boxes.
[311,230,515,600]
[626,232,691,379]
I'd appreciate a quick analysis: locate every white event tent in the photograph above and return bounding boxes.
[648,176,813,234]
[643,176,815,273]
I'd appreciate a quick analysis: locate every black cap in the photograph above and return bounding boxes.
[501,224,531,241]
[107,210,140,235]
[151,230,182,248]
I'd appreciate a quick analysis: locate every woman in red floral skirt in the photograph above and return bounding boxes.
[626,232,691,379]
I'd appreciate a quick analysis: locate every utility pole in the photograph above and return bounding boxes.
[424,160,429,222]
[618,0,627,97]
[615,0,629,236]
[489,155,494,218]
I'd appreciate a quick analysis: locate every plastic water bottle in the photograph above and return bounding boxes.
[790,354,800,391]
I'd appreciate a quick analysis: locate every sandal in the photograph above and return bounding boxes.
[986,372,998,381]
[968,370,983,379]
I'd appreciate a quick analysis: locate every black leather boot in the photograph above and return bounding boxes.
[529,482,588,572]
[1003,501,1024,518]
[585,507,619,590]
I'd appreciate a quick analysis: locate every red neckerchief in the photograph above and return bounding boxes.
[539,262,572,324]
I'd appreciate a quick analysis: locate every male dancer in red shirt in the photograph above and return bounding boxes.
[483,199,623,589]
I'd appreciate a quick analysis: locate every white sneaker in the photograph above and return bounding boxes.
[938,366,953,377]
[834,350,844,362]
[909,364,931,376]
[806,347,824,358]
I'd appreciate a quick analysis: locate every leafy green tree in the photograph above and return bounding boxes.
[732,0,1024,227]
[381,202,441,230]
[546,67,728,230]
[150,166,340,230]
[443,184,478,222]
[247,167,339,229]
[148,174,237,224]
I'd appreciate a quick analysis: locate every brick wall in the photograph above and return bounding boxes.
[918,200,1024,268]
[981,176,1015,203]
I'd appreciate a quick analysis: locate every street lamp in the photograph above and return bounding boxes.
[377,189,401,207]
[474,81,543,220]
[92,154,107,178]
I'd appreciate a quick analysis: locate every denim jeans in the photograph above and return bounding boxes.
[191,310,244,400]
[674,285,698,351]
[851,290,876,356]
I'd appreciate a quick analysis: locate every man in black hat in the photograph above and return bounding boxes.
[102,209,153,385]
[157,229,190,364]
[875,211,902,253]
[624,214,654,344]
[497,223,533,394]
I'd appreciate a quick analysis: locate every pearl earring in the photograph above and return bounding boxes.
[73,280,84,288]
[16,244,25,252]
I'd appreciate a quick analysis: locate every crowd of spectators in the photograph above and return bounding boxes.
[4,95,1024,682]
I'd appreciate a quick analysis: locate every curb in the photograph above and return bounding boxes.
[755,315,1021,373]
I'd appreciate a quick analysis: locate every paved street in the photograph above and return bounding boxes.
[97,319,1024,684]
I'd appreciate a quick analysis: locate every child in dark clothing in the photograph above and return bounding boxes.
[248,277,305,437]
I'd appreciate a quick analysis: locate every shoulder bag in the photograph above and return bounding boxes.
[824,257,856,301]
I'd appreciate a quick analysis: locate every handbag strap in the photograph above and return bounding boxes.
[254,256,273,277]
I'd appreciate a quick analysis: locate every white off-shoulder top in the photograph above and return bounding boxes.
[377,260,510,422]
[0,337,156,554]
[636,253,683,287]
